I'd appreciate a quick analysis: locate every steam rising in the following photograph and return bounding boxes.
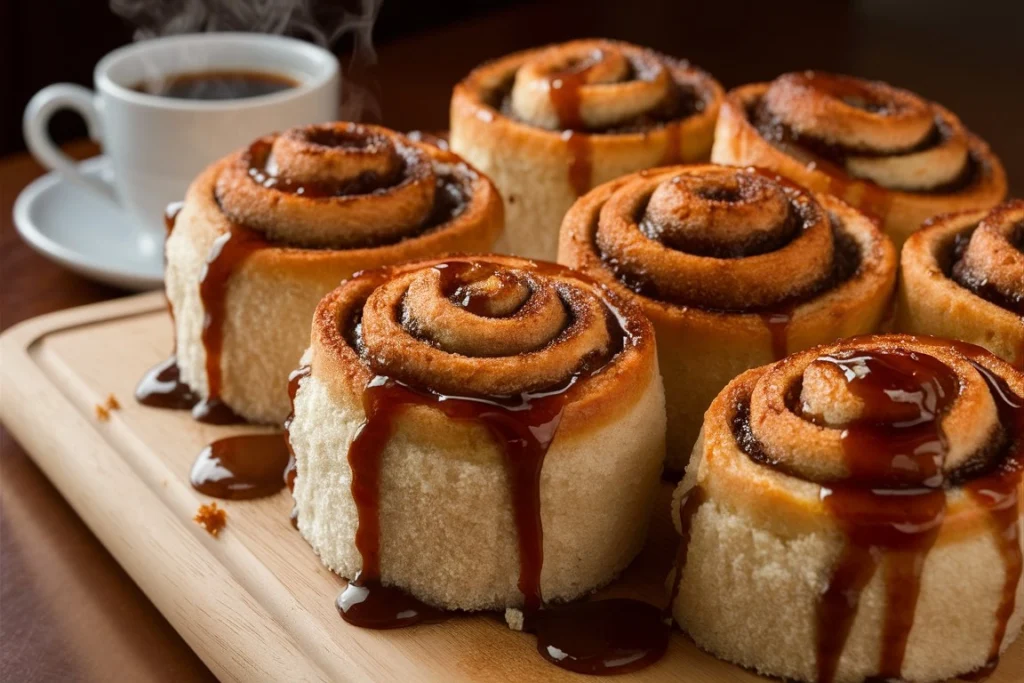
[110,0,382,120]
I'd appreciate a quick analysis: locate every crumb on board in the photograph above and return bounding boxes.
[505,607,524,631]
[194,502,227,537]
[94,394,121,421]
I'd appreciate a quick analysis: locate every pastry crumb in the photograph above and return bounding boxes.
[505,607,524,631]
[194,502,227,537]
[94,394,121,421]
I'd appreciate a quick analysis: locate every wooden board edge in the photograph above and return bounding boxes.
[0,297,339,683]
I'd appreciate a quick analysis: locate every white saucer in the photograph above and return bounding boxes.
[13,155,164,291]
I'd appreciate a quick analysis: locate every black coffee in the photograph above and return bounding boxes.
[132,70,299,100]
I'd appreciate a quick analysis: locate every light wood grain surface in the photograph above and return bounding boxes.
[1,293,1021,682]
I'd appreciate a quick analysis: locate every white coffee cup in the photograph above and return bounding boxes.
[23,33,339,256]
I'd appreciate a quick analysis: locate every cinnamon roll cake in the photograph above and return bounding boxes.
[669,335,1024,683]
[287,255,666,614]
[712,72,1007,246]
[559,164,896,471]
[899,200,1024,369]
[451,39,722,260]
[159,123,502,425]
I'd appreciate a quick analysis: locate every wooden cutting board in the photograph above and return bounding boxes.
[1,292,1021,683]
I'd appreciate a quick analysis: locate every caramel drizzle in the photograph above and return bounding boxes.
[547,59,596,196]
[963,359,1024,678]
[189,433,290,500]
[705,344,1022,682]
[284,365,311,529]
[192,225,268,424]
[814,350,956,683]
[562,130,592,197]
[666,485,708,616]
[135,203,200,410]
[317,262,669,673]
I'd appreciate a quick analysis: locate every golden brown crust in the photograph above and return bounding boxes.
[183,132,504,288]
[558,164,897,468]
[898,201,1024,368]
[670,334,1024,682]
[309,254,658,439]
[166,123,503,424]
[693,333,1024,546]
[450,38,723,260]
[712,79,1007,247]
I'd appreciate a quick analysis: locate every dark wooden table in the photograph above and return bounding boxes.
[2,2,1021,680]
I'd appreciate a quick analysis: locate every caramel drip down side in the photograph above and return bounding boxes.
[135,203,199,411]
[303,257,669,673]
[140,122,496,424]
[678,335,1024,682]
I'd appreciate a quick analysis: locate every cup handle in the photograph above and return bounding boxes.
[23,84,117,202]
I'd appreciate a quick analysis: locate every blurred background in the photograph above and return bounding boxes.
[2,0,1022,192]
[1,2,1022,681]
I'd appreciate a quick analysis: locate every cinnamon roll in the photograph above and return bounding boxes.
[669,335,1024,683]
[899,200,1024,369]
[712,72,1007,246]
[158,123,502,425]
[559,164,896,471]
[450,38,723,260]
[287,255,665,616]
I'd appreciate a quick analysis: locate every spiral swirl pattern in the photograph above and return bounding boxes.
[292,254,663,618]
[758,72,970,192]
[450,40,723,261]
[560,163,896,472]
[739,336,1003,486]
[671,334,1024,682]
[507,41,687,132]
[214,122,486,249]
[595,166,843,310]
[158,122,502,426]
[562,165,887,312]
[711,72,1007,245]
[315,256,651,399]
[952,200,1024,315]
[899,201,1024,369]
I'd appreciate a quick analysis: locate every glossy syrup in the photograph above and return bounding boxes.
[284,365,311,528]
[666,485,708,616]
[546,57,596,196]
[760,309,793,361]
[193,226,270,424]
[135,355,199,410]
[812,350,959,683]
[135,203,252,424]
[562,130,592,197]
[190,434,291,500]
[322,263,669,673]
[434,261,524,316]
[962,359,1024,678]
[339,374,568,628]
[546,55,599,130]
[533,599,669,675]
[136,203,199,410]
